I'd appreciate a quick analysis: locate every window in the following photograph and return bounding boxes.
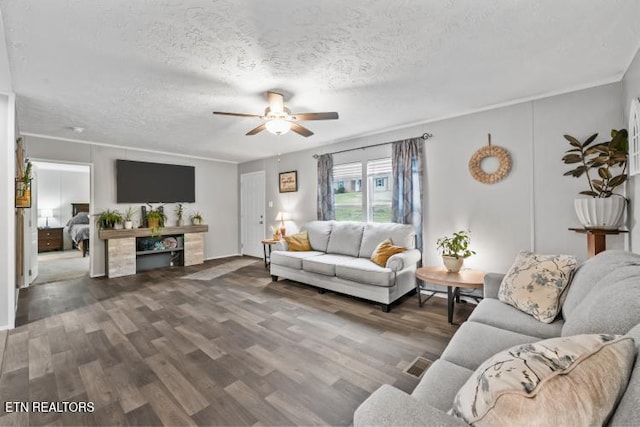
[333,162,363,221]
[367,158,392,222]
[332,158,393,222]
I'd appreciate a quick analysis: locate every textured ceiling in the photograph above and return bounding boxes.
[1,0,639,163]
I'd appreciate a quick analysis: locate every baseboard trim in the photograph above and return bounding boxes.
[205,253,242,261]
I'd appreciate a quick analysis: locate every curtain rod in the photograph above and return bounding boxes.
[312,133,433,159]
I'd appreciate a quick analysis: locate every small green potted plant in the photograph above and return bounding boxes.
[562,129,628,229]
[436,230,476,273]
[175,203,184,227]
[146,209,166,232]
[122,206,136,229]
[190,211,203,225]
[96,209,123,229]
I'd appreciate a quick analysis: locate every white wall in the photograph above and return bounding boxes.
[0,93,16,329]
[36,168,90,228]
[622,47,640,252]
[239,83,626,273]
[26,136,240,276]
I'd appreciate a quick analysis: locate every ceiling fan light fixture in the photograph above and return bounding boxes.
[265,119,291,135]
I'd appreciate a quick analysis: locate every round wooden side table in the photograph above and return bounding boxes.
[415,267,485,324]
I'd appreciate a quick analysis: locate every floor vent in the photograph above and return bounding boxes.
[404,356,433,378]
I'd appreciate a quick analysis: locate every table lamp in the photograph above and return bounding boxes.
[40,209,53,228]
[275,211,290,236]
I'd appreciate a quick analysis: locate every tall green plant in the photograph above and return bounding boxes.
[562,129,628,198]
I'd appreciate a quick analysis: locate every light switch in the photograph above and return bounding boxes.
[268,201,273,208]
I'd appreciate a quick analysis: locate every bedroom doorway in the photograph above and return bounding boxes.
[30,161,91,285]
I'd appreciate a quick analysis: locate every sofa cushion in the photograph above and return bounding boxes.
[284,231,311,251]
[335,258,395,287]
[562,250,640,320]
[270,250,324,270]
[468,299,563,339]
[450,334,636,427]
[411,359,473,412]
[562,275,640,336]
[441,322,538,370]
[498,250,577,323]
[301,221,334,252]
[302,254,355,277]
[359,222,415,258]
[370,239,405,267]
[326,222,365,257]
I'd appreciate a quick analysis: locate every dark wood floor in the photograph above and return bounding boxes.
[2,257,473,426]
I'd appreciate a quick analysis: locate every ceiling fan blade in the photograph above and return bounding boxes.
[267,91,285,113]
[290,123,314,137]
[290,112,339,121]
[213,112,262,118]
[246,124,266,136]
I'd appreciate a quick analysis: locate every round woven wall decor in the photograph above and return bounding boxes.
[468,134,512,184]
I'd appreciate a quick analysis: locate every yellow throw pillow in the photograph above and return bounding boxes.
[370,239,405,267]
[284,231,312,252]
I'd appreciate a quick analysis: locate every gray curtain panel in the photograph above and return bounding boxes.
[317,154,335,220]
[392,138,424,252]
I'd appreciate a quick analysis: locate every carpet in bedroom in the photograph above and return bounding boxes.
[33,249,89,285]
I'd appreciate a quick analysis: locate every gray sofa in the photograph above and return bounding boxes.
[270,221,421,312]
[354,250,640,426]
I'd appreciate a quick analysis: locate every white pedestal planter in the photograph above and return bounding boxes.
[442,256,464,273]
[574,197,626,230]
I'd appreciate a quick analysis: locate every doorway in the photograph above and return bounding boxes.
[240,171,266,258]
[30,161,91,285]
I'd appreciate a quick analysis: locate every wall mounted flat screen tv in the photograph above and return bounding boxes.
[116,160,195,203]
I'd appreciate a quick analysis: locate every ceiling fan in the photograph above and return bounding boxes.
[213,91,339,137]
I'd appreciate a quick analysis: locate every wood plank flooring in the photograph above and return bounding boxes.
[3,256,474,426]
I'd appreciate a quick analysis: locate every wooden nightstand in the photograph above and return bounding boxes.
[38,227,64,253]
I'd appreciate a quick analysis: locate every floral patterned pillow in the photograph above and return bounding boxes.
[498,250,578,323]
[450,334,635,426]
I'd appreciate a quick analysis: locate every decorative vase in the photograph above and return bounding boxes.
[442,255,464,273]
[574,197,625,230]
[177,219,184,227]
[147,217,160,229]
[192,218,202,225]
[124,220,133,230]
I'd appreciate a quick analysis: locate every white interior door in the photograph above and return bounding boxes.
[241,171,266,258]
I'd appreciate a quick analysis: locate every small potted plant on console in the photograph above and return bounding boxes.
[96,209,123,229]
[190,211,203,225]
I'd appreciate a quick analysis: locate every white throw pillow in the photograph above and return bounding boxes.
[498,250,577,323]
[451,334,636,426]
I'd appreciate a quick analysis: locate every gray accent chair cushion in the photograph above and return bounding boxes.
[468,298,564,339]
[358,222,415,258]
[301,221,334,252]
[270,250,324,270]
[326,221,365,257]
[302,254,354,277]
[562,250,640,320]
[411,359,473,412]
[336,258,395,287]
[441,321,538,370]
[562,276,640,336]
[609,324,640,427]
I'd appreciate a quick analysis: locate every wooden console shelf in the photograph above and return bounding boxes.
[98,224,208,239]
[99,225,208,278]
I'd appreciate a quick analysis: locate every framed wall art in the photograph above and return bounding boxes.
[279,171,298,193]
